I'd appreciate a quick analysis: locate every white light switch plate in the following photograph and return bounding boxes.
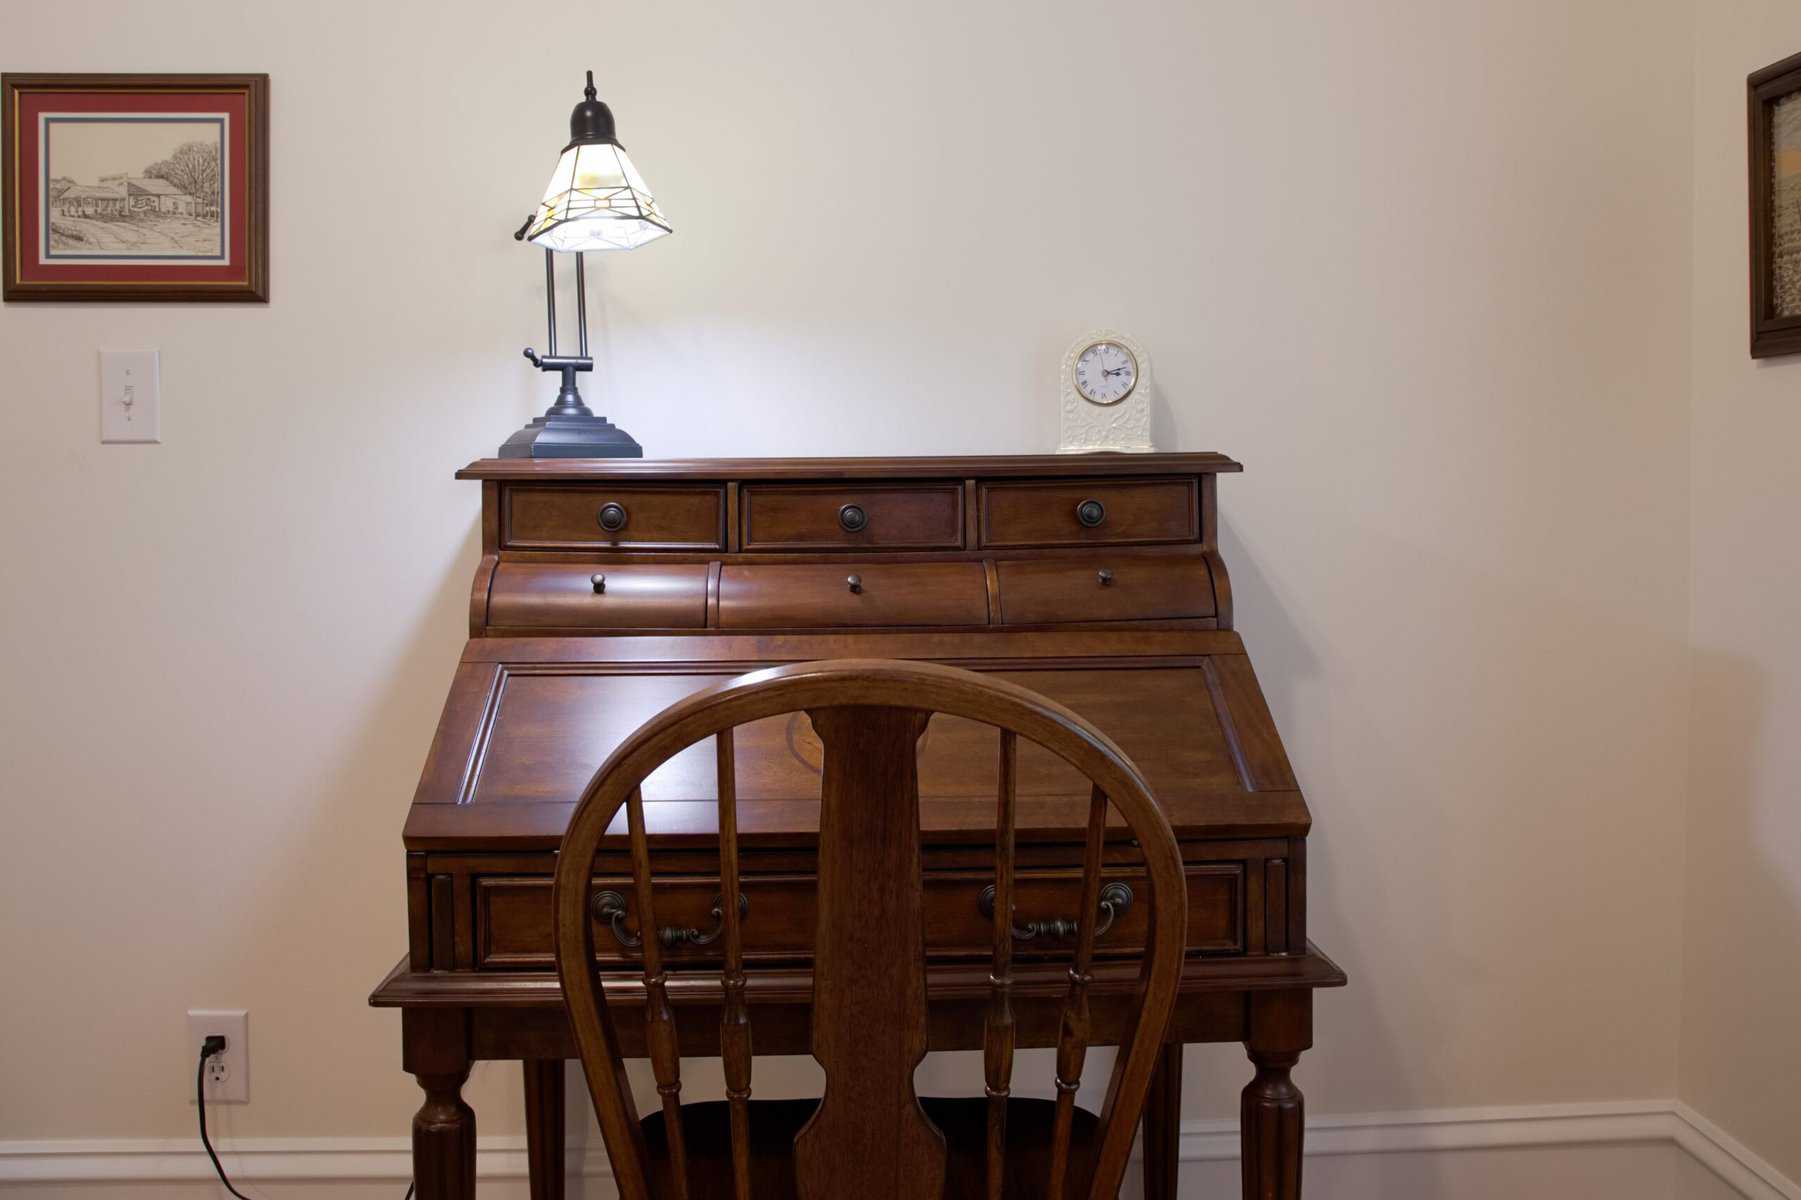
[100,350,160,443]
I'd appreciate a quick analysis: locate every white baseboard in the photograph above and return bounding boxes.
[0,1100,1793,1197]
[1671,1103,1800,1200]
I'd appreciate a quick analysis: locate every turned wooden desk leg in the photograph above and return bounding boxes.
[1142,1041,1184,1200]
[523,1059,566,1200]
[404,1009,476,1200]
[1241,990,1311,1200]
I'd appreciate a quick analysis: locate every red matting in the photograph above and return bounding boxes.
[15,89,250,286]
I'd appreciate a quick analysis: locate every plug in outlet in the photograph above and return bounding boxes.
[187,1010,249,1103]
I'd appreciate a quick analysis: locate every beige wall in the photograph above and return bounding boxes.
[0,0,1713,1164]
[1682,1,1801,1186]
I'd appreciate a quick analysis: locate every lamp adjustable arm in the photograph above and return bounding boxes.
[522,349,592,372]
[518,244,596,417]
[519,242,593,366]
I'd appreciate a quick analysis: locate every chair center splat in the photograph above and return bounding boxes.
[792,705,946,1200]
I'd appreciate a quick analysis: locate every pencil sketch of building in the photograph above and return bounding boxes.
[45,123,224,258]
[55,184,128,217]
[126,177,202,216]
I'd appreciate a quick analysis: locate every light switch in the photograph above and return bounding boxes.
[100,350,161,444]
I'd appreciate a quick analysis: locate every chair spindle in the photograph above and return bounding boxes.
[1047,783,1110,1200]
[716,730,754,1200]
[983,730,1019,1200]
[628,787,690,1200]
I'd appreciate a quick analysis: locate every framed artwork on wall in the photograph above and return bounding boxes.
[1749,52,1801,358]
[2,73,268,302]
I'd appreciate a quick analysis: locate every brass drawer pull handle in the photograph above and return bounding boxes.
[1097,568,1114,587]
[838,503,869,533]
[591,573,607,594]
[977,881,1133,942]
[1075,498,1107,528]
[593,890,749,950]
[597,502,629,532]
[846,573,863,594]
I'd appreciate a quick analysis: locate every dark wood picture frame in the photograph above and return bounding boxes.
[1748,52,1801,357]
[3,73,268,302]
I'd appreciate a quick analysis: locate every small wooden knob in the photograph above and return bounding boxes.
[1097,568,1114,586]
[591,573,606,594]
[846,573,863,594]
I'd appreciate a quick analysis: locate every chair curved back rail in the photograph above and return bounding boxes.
[551,658,1188,1200]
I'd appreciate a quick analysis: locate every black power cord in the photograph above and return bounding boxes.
[196,1037,416,1199]
[196,1036,255,1200]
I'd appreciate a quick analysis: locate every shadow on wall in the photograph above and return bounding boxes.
[1149,386,1179,452]
[1190,515,1442,1197]
[1685,648,1801,1180]
[193,514,489,1146]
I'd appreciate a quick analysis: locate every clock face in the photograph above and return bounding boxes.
[1073,341,1138,405]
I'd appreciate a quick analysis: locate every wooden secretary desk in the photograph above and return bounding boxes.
[369,453,1344,1199]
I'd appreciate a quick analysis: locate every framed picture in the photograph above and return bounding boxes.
[1749,52,1801,357]
[3,73,268,302]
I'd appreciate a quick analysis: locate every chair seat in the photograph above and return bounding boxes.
[641,1095,1100,1198]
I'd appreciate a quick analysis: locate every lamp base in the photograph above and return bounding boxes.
[497,411,643,459]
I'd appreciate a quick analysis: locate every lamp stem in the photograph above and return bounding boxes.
[575,252,589,357]
[543,248,558,355]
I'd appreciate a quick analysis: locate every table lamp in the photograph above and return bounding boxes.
[499,71,673,458]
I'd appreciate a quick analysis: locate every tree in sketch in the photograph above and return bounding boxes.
[47,123,223,258]
[145,141,222,221]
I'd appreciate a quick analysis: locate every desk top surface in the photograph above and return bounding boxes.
[456,451,1245,482]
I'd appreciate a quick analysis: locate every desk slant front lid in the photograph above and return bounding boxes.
[404,630,1307,851]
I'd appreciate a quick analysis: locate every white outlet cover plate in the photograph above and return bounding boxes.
[100,349,160,444]
[187,1009,249,1103]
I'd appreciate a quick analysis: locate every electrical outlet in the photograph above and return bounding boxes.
[187,1010,249,1104]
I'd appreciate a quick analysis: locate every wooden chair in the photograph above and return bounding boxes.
[551,658,1189,1200]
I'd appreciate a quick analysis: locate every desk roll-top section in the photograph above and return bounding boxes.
[404,454,1312,987]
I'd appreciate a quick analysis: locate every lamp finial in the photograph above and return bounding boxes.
[567,70,616,147]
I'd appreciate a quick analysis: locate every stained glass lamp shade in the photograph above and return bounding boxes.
[524,72,670,253]
[527,141,670,251]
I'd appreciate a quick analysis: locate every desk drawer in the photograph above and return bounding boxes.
[978,478,1198,548]
[717,562,989,628]
[488,563,709,630]
[473,865,1243,969]
[741,483,964,551]
[995,554,1214,624]
[503,485,725,550]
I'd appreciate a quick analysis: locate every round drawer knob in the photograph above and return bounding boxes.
[1097,568,1114,587]
[838,503,869,533]
[1075,498,1107,528]
[846,573,864,594]
[591,573,607,594]
[597,502,629,532]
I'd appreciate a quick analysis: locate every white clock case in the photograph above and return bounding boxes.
[1058,328,1154,453]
